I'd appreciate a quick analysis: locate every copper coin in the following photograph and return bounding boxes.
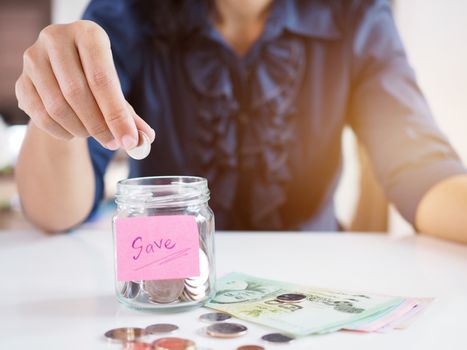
[153,337,196,350]
[206,322,248,338]
[237,346,265,350]
[104,327,145,342]
[123,341,154,350]
[145,323,179,335]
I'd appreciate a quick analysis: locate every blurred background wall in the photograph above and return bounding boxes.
[0,0,466,231]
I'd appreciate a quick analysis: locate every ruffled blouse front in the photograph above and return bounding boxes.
[183,21,306,228]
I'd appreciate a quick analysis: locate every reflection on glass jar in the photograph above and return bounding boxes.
[112,176,216,310]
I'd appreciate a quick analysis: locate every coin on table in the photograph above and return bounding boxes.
[199,312,231,323]
[104,327,145,342]
[237,346,265,350]
[153,337,196,350]
[276,293,307,303]
[261,333,294,343]
[206,322,248,338]
[127,130,151,160]
[145,323,179,335]
[123,341,154,350]
[143,279,185,303]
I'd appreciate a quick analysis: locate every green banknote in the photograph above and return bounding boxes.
[206,272,404,336]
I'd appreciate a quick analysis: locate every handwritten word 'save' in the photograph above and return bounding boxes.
[132,236,176,260]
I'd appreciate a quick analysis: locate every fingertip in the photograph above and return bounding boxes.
[148,128,156,143]
[122,134,138,150]
[105,139,119,151]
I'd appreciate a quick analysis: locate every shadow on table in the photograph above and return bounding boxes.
[14,295,118,318]
[12,294,198,318]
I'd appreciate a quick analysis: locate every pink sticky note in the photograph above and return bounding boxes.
[115,215,200,281]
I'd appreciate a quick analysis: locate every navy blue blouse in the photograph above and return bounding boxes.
[83,0,465,231]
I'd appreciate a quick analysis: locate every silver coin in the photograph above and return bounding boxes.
[181,289,206,302]
[185,249,210,286]
[184,289,206,300]
[206,322,248,338]
[144,323,179,335]
[121,281,140,299]
[276,293,307,303]
[104,327,145,342]
[126,130,151,160]
[184,282,208,296]
[143,279,185,304]
[199,312,231,322]
[261,333,294,343]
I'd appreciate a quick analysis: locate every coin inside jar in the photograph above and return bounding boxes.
[237,346,265,350]
[104,327,145,342]
[276,293,307,303]
[126,130,151,160]
[145,323,179,335]
[121,281,140,299]
[206,322,248,338]
[199,312,231,322]
[143,279,185,303]
[261,333,295,343]
[153,337,196,350]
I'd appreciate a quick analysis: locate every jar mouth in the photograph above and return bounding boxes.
[116,176,209,208]
[117,176,207,190]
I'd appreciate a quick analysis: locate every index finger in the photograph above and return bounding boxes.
[73,21,138,149]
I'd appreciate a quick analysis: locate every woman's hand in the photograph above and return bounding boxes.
[15,20,155,150]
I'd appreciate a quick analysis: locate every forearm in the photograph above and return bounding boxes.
[15,123,95,233]
[415,174,467,244]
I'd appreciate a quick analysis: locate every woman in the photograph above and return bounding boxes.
[14,0,467,242]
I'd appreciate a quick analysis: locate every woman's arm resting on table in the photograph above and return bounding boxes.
[16,123,95,233]
[416,174,467,244]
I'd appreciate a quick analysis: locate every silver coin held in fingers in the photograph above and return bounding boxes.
[127,130,151,160]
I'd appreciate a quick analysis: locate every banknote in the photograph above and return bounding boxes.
[206,272,406,336]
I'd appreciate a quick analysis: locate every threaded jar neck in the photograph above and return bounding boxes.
[116,176,210,209]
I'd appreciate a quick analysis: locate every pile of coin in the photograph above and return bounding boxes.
[181,249,211,302]
[105,311,295,349]
[117,247,213,306]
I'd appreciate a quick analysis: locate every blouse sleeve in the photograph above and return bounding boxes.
[81,0,144,220]
[348,0,466,227]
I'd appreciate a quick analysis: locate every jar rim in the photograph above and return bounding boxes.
[117,176,207,190]
[116,176,209,208]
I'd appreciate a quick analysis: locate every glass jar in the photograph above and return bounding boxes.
[112,176,215,310]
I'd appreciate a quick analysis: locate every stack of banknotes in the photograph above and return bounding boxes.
[206,272,431,336]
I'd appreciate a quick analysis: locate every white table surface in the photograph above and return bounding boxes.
[1,229,467,350]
